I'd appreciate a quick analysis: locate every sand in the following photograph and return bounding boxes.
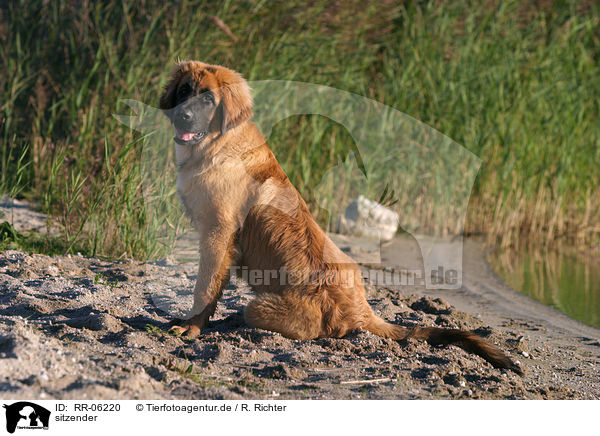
[0,200,599,399]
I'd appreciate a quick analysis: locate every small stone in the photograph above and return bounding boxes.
[43,265,59,276]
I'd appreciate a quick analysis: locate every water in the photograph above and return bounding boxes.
[488,246,600,328]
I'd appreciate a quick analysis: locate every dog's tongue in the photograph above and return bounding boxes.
[175,129,195,141]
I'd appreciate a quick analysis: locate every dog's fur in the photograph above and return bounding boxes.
[159,61,522,374]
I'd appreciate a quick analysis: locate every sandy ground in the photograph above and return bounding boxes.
[1,200,599,400]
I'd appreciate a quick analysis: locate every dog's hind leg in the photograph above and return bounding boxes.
[244,292,323,340]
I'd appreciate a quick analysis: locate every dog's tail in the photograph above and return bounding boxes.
[365,316,522,375]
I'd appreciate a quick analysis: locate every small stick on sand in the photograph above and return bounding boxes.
[340,378,391,385]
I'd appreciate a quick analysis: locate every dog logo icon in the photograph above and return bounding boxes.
[2,402,50,433]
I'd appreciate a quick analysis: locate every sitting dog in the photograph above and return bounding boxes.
[159,61,521,374]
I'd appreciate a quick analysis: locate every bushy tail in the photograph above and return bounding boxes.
[366,316,522,375]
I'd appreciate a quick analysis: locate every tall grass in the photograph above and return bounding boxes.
[0,0,598,259]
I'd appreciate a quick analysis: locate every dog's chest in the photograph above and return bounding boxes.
[176,169,214,224]
[176,163,250,227]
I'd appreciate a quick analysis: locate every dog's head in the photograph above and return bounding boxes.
[159,61,253,146]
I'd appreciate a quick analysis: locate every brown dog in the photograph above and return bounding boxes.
[159,61,521,374]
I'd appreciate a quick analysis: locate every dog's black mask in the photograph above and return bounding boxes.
[167,83,218,146]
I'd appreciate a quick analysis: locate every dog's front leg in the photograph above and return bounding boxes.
[171,224,238,338]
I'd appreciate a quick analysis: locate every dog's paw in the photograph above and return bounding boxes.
[170,323,202,338]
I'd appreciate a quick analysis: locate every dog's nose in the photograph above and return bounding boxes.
[178,108,193,121]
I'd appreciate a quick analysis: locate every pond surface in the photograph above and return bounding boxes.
[488,245,600,328]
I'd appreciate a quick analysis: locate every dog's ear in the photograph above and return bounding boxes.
[159,62,186,111]
[218,77,253,134]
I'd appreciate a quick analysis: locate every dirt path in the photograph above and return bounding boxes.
[1,201,599,399]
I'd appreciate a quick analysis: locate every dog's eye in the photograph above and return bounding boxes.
[177,83,192,98]
[201,94,214,105]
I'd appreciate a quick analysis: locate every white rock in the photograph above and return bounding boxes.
[335,195,399,241]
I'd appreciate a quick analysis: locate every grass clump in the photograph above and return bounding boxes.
[0,219,90,255]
